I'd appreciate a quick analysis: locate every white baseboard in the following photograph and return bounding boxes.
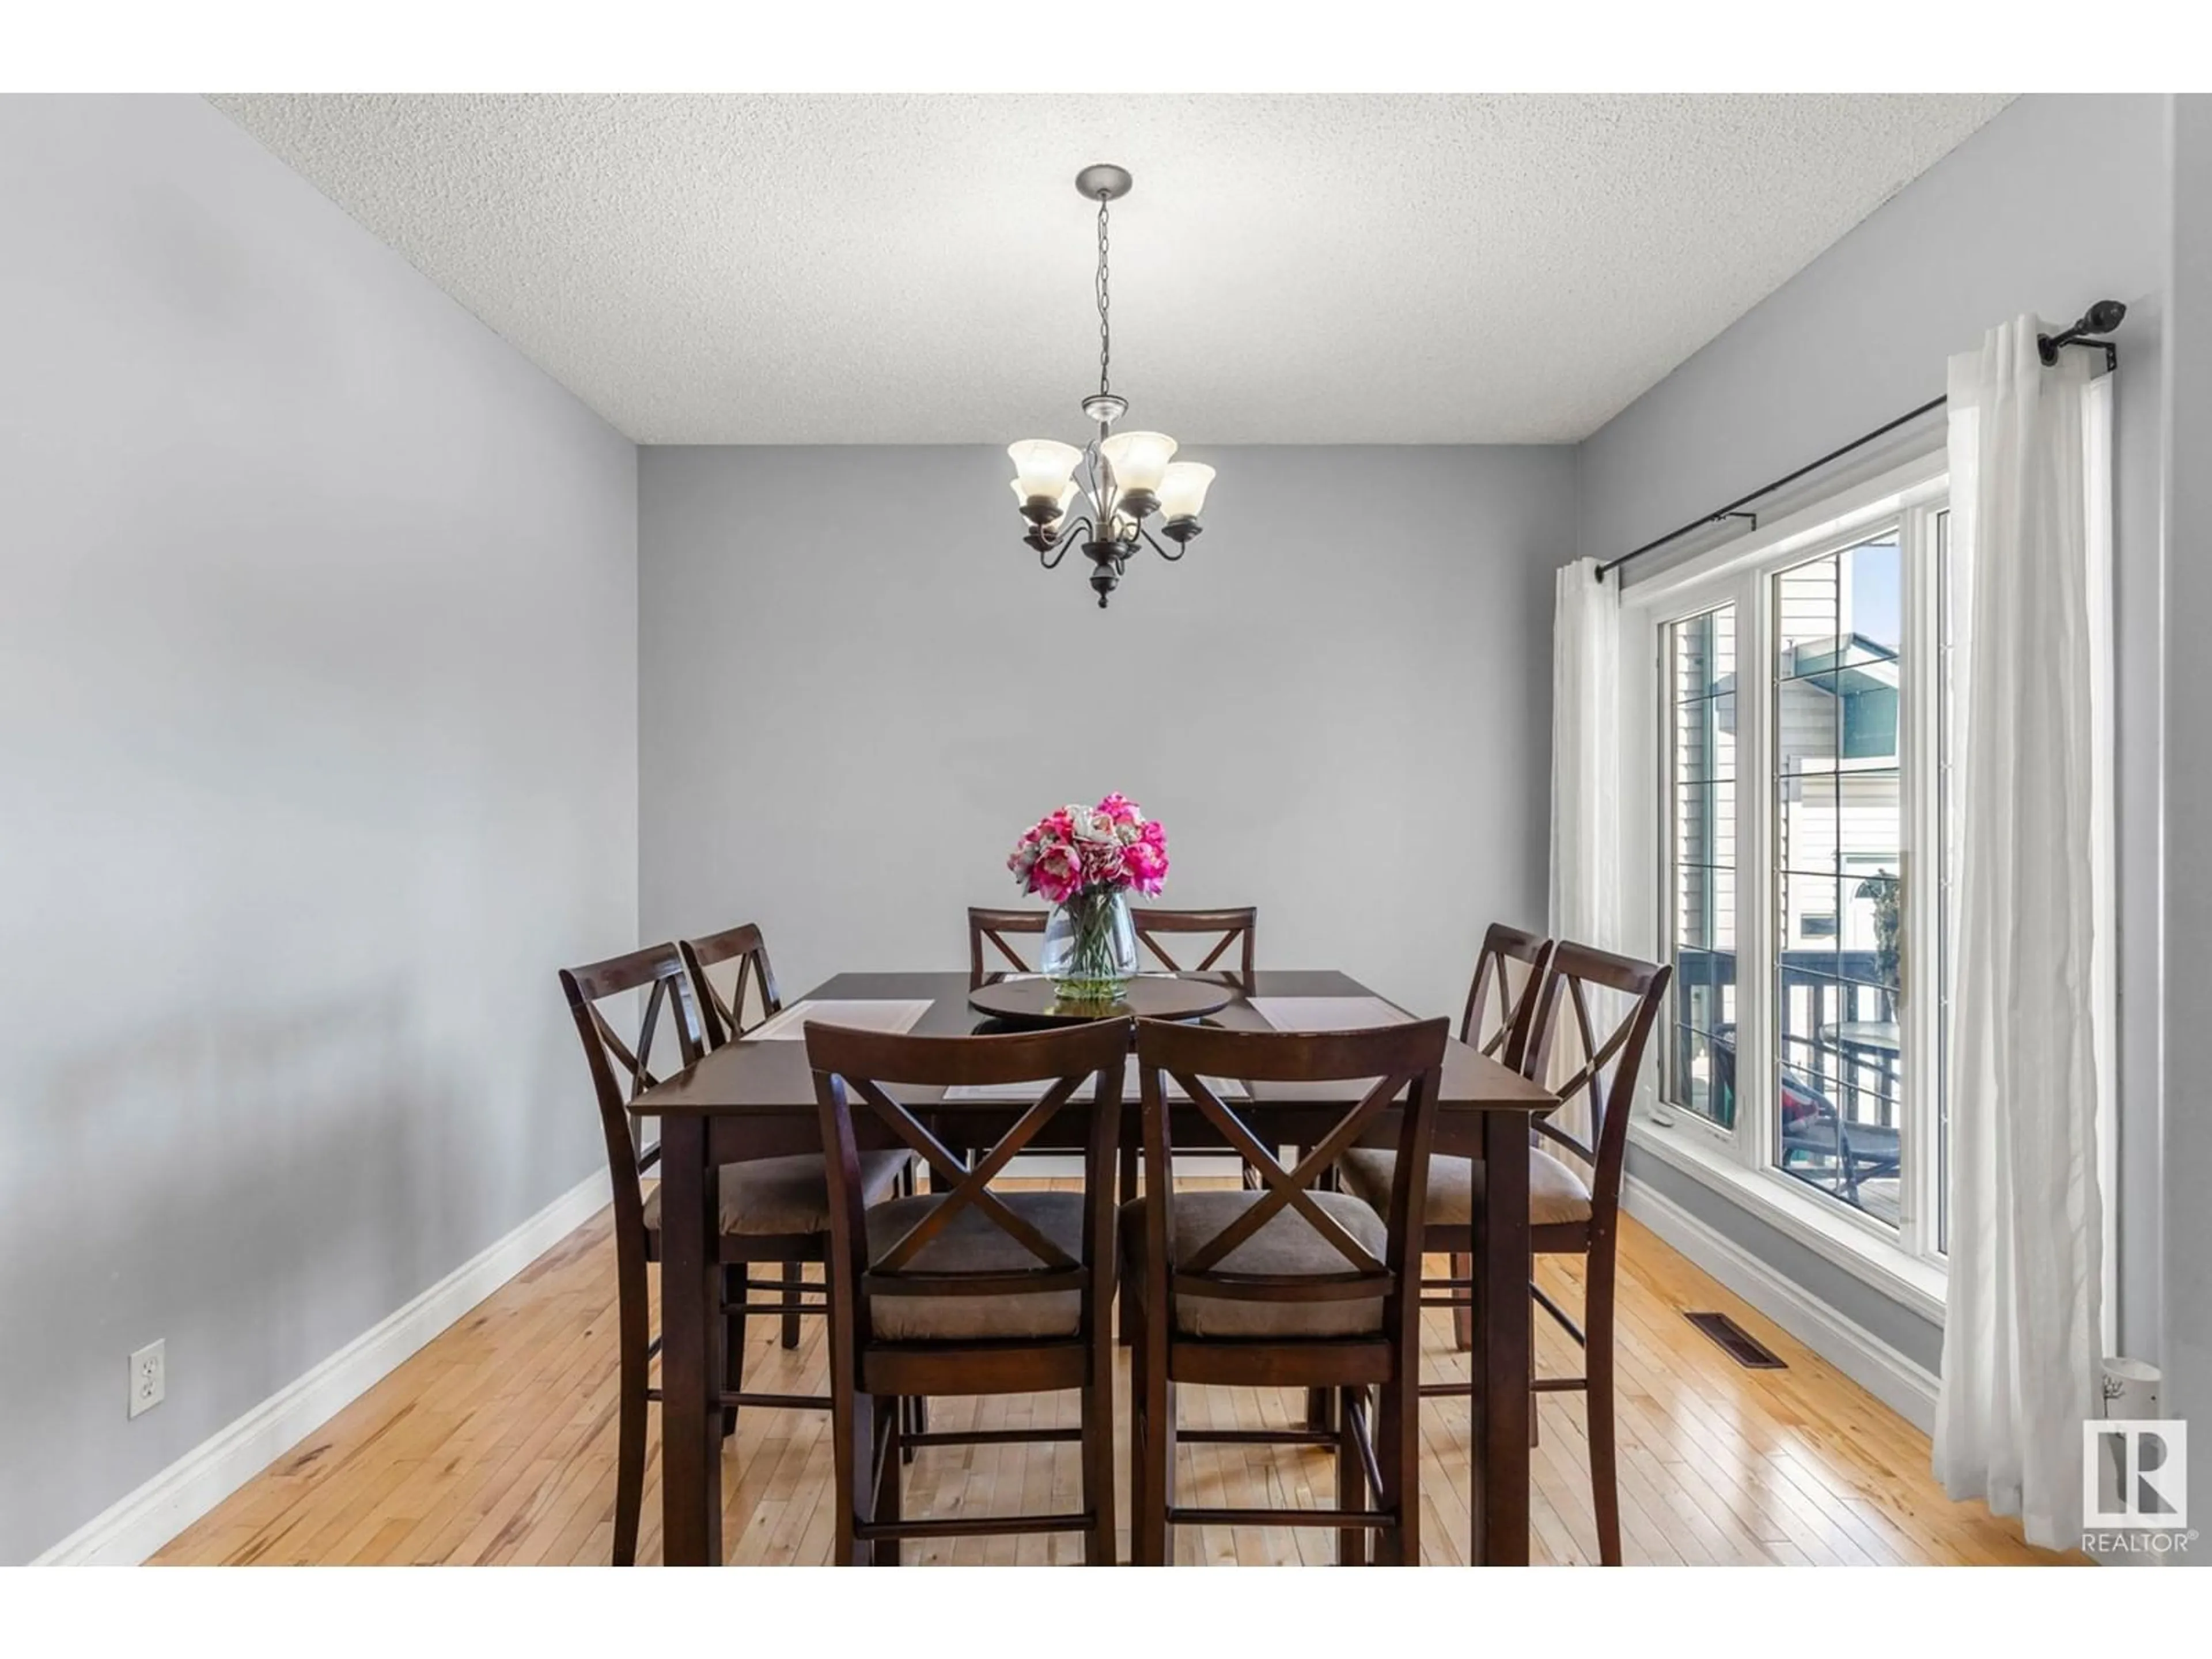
[1623,1172,1940,1434]
[32,1168,613,1566]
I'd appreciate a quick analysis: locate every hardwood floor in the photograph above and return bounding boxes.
[154,1180,2078,1566]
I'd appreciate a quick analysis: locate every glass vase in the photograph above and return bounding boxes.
[1041,888,1139,1002]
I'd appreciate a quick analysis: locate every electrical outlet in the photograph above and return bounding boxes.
[128,1339,165,1419]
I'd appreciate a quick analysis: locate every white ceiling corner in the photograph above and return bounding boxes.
[207,93,2011,446]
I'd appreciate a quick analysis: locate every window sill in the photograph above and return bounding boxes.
[1626,1116,1947,1325]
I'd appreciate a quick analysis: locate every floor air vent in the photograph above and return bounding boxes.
[1685,1312,1786,1369]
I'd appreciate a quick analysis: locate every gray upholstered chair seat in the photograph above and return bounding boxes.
[859,1191,1091,1342]
[644,1150,907,1238]
[1122,1188,1390,1339]
[1338,1146,1592,1229]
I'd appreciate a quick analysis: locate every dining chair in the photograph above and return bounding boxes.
[558,942,908,1565]
[1446,924,1554,1347]
[680,921,802,1346]
[1130,905,1257,992]
[806,1017,1129,1565]
[1125,1014,1449,1566]
[1337,938,1671,1566]
[679,919,782,1050]
[967,906,1047,989]
[680,921,927,1445]
[1289,925,1550,1436]
[1127,904,1264,1197]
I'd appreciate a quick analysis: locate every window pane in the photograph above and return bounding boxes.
[1673,695,1737,783]
[1673,605,1736,700]
[1775,558,1839,673]
[1777,766,1840,877]
[1778,671,1842,790]
[1675,782,1735,869]
[1677,970,1736,1038]
[1668,1027,1730,1124]
[1676,863,1736,952]
[1778,871,1843,971]
[1844,874,1902,991]
[1662,604,1737,1130]
[1839,770,1902,870]
[1772,539,1904,1228]
[1842,536,1903,664]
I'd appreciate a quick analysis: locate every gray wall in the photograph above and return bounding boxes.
[0,97,639,1562]
[1575,93,2173,1363]
[2163,94,2211,1456]
[638,445,1574,1020]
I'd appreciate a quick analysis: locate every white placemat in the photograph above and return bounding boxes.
[1245,996,1413,1033]
[744,999,933,1041]
[942,1073,1248,1103]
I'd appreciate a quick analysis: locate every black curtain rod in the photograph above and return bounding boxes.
[1593,300,2127,585]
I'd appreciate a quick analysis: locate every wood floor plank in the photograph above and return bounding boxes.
[150,1191,2082,1567]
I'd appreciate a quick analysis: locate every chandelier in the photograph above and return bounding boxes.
[1007,164,1215,609]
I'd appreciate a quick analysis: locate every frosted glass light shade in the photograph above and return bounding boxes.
[1007,438,1084,500]
[1158,461,1215,520]
[1099,430,1177,494]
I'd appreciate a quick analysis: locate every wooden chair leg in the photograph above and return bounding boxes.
[1081,1380,1116,1565]
[1451,1253,1475,1351]
[1127,1296,1151,1562]
[1117,1144,1139,1346]
[872,1393,903,1566]
[613,1322,647,1566]
[1083,1262,1119,1566]
[832,1385,874,1567]
[1586,1249,1622,1566]
[1133,1328,1172,1566]
[781,1261,804,1350]
[721,1266,744,1441]
[1154,1380,1179,1565]
[1335,1386,1366,1566]
[1376,1365,1420,1566]
[1529,1315,1541,1449]
[1305,1387,1336,1434]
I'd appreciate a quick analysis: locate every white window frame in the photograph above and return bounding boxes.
[1620,448,1952,1319]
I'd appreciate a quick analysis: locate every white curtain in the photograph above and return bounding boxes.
[1550,558,1623,954]
[1933,316,2111,1548]
[1548,559,1623,1137]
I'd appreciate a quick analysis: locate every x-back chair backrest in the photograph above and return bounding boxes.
[1133,1016,1449,1322]
[679,921,783,1050]
[1521,942,1672,1234]
[967,907,1047,989]
[1463,923,1553,1066]
[558,944,708,1241]
[1130,906,1258,991]
[806,1019,1130,1347]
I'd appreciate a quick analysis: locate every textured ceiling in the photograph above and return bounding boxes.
[209,94,2010,445]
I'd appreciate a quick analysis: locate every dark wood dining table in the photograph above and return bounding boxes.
[627,968,1560,1566]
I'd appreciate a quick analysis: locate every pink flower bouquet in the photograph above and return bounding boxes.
[1006,794,1168,998]
[1007,793,1169,903]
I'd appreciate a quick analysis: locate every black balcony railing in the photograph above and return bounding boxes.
[1670,947,1903,1215]
[1670,948,1900,1130]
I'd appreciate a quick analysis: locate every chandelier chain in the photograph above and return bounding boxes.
[1096,191,1111,400]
